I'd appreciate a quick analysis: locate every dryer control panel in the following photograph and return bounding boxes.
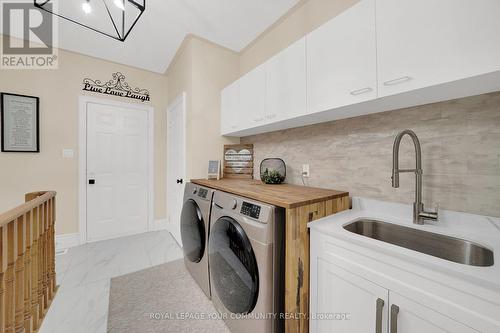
[241,202,261,219]
[197,187,209,199]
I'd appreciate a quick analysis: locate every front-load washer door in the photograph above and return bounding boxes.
[209,216,259,314]
[180,199,206,263]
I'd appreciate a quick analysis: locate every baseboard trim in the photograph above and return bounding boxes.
[55,233,80,251]
[56,221,167,250]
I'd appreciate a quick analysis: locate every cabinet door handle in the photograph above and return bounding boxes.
[350,87,373,96]
[375,298,384,333]
[384,76,412,86]
[390,304,399,333]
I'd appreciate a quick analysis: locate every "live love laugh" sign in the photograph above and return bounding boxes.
[82,72,150,102]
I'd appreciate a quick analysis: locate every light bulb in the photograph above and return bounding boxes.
[114,0,125,11]
[81,0,92,14]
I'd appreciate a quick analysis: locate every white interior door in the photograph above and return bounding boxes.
[86,102,149,242]
[166,93,186,246]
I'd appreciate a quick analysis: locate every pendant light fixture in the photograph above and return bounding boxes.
[34,0,145,42]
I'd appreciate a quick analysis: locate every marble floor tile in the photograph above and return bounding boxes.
[39,230,181,333]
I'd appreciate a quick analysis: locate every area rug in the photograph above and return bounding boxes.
[107,259,230,333]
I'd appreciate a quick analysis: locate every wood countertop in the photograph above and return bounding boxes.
[191,178,349,209]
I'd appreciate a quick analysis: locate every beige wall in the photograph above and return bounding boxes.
[0,39,169,235]
[242,92,500,218]
[189,37,240,178]
[166,36,240,181]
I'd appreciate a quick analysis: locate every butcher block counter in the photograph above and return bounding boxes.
[191,178,349,333]
[191,178,348,209]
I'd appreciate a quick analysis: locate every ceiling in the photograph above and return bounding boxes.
[2,0,299,73]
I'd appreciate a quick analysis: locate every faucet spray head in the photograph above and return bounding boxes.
[392,169,399,188]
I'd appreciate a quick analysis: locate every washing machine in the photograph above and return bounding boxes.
[209,190,285,333]
[180,183,215,298]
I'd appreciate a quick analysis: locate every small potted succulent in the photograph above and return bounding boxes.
[260,158,286,184]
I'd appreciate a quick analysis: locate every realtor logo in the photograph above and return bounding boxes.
[1,0,58,69]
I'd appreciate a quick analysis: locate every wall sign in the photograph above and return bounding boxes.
[82,72,150,102]
[207,160,221,180]
[223,144,254,179]
[1,93,40,153]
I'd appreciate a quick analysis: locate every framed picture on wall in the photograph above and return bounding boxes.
[1,93,40,152]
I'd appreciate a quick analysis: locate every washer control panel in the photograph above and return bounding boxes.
[197,187,209,199]
[241,201,261,219]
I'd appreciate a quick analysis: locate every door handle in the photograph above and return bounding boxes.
[88,179,95,185]
[375,298,384,333]
[176,179,183,184]
[390,304,399,333]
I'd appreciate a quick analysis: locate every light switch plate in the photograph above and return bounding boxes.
[62,149,74,158]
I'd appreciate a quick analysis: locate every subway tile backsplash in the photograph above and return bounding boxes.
[242,92,500,217]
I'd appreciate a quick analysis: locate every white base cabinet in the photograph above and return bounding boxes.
[315,258,388,333]
[310,230,498,333]
[313,257,478,333]
[389,293,478,333]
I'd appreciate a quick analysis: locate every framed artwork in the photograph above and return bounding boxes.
[1,93,40,152]
[208,160,221,180]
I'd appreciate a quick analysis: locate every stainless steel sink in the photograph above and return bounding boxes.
[343,219,494,267]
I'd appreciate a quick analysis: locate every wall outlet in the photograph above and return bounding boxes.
[302,164,310,177]
[62,149,74,158]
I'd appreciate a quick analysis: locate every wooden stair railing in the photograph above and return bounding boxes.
[0,191,57,333]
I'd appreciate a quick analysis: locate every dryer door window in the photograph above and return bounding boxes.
[209,216,259,314]
[180,199,206,263]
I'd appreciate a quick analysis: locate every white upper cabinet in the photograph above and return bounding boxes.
[266,37,307,121]
[239,63,267,127]
[307,0,377,113]
[221,0,500,137]
[220,79,240,135]
[377,0,500,97]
